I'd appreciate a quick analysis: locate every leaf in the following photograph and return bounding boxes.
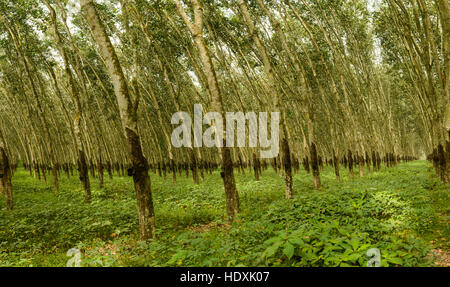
[388,257,403,265]
[344,253,361,261]
[288,238,304,247]
[349,237,360,250]
[283,242,295,259]
[264,242,282,258]
[264,237,282,246]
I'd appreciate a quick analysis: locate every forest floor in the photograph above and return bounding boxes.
[0,160,448,267]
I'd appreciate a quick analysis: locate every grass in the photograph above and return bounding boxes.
[0,160,448,267]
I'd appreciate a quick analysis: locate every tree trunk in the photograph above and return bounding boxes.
[189,148,199,184]
[173,0,239,220]
[81,0,155,240]
[282,138,293,198]
[333,149,340,181]
[358,152,364,178]
[253,152,260,181]
[98,153,104,189]
[310,142,321,189]
[0,139,13,211]
[348,150,354,180]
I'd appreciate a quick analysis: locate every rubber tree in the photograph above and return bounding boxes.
[80,0,155,240]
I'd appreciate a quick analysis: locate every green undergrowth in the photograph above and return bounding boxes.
[0,160,448,267]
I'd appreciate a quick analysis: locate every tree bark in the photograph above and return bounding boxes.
[0,135,13,211]
[348,150,354,180]
[333,149,340,181]
[310,142,321,189]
